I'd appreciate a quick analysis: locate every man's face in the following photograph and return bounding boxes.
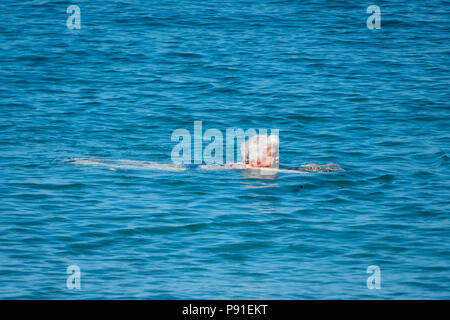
[248,145,279,168]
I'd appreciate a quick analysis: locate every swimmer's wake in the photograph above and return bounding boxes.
[65,158,341,174]
[66,134,342,174]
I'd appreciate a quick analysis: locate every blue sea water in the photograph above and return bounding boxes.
[0,0,449,299]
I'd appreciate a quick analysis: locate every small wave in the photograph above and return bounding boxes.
[64,158,186,172]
